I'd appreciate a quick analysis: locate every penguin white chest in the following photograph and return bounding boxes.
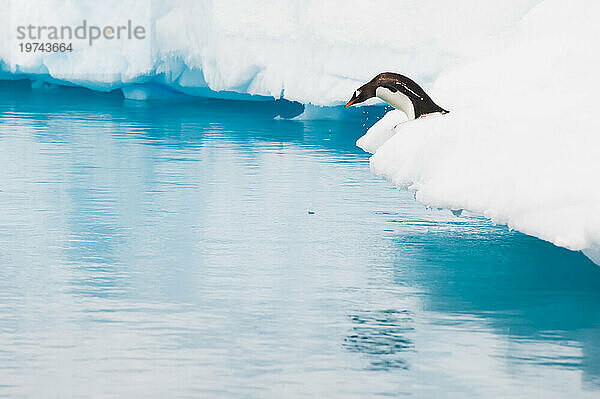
[375,87,415,120]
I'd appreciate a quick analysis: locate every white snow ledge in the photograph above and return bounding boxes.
[357,0,600,265]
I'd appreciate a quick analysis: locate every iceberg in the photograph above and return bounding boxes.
[1,0,539,105]
[358,0,600,265]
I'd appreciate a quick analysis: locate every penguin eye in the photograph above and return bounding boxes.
[355,90,361,98]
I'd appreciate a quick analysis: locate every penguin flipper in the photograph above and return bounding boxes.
[381,82,424,103]
[394,82,424,101]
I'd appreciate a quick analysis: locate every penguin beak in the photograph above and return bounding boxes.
[344,98,357,108]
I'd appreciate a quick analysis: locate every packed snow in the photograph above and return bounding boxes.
[357,0,600,265]
[1,0,539,105]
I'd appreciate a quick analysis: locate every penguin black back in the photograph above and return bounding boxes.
[346,72,448,119]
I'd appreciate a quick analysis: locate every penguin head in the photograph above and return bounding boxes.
[344,83,375,108]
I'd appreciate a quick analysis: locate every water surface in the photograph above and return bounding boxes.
[1,81,599,398]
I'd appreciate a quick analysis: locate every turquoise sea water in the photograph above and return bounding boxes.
[0,80,599,398]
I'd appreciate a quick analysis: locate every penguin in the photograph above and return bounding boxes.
[344,72,448,120]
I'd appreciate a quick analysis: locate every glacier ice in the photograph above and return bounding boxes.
[0,0,540,105]
[358,0,600,265]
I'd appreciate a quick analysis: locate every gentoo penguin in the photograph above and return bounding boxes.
[345,72,448,120]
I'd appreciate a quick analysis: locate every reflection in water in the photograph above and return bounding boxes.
[392,222,600,388]
[344,309,413,370]
[0,80,599,398]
